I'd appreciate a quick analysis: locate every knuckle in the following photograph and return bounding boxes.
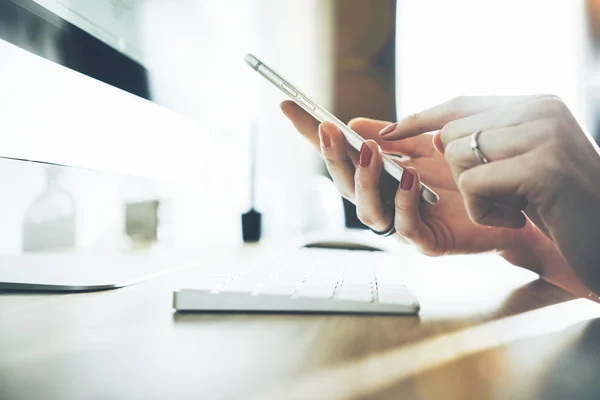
[439,122,455,146]
[354,179,373,193]
[419,247,443,257]
[394,225,413,239]
[539,93,561,101]
[338,188,353,201]
[323,152,340,166]
[394,201,411,218]
[443,140,460,165]
[456,171,472,193]
[354,172,377,193]
[446,96,470,117]
[448,95,467,109]
[405,112,421,125]
[552,117,569,134]
[538,118,568,145]
[538,96,566,116]
[355,209,373,227]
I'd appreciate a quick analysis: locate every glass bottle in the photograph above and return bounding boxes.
[22,166,76,252]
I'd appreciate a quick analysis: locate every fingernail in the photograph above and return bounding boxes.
[379,122,398,137]
[359,143,373,167]
[400,169,414,191]
[433,132,444,154]
[319,126,331,148]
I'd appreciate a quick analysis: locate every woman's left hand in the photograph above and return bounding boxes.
[381,95,600,294]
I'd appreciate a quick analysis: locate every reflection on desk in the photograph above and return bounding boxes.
[1,244,600,400]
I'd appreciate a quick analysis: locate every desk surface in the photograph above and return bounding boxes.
[2,245,600,400]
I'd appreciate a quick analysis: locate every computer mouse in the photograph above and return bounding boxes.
[301,229,391,252]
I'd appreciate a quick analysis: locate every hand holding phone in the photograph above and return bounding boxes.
[245,53,439,206]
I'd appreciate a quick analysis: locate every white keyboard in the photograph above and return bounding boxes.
[173,248,419,315]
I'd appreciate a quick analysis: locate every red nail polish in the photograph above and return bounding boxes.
[400,169,414,190]
[379,122,398,137]
[319,128,331,148]
[359,143,373,167]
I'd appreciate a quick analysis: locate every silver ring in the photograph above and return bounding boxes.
[470,130,489,164]
[370,223,396,237]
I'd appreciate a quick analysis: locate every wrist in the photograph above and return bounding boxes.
[500,221,592,299]
[499,222,547,274]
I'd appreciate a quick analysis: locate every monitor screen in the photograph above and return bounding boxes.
[0,0,151,102]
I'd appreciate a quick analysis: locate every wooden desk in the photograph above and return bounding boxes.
[1,246,600,400]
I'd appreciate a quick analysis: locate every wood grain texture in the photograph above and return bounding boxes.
[1,246,599,400]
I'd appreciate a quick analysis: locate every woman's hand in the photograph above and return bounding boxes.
[380,95,600,296]
[280,100,553,269]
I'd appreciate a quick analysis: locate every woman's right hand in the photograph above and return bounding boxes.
[379,95,600,297]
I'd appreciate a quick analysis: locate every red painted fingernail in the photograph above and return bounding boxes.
[359,143,373,167]
[400,169,414,191]
[319,126,331,148]
[379,122,398,137]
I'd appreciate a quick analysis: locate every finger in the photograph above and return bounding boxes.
[443,120,546,170]
[457,154,536,199]
[443,133,529,212]
[349,118,428,157]
[437,98,556,149]
[354,141,395,231]
[457,155,537,228]
[281,100,320,148]
[464,195,527,229]
[380,94,555,140]
[282,100,362,166]
[319,122,356,200]
[393,168,436,251]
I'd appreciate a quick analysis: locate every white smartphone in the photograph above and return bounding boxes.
[245,54,439,206]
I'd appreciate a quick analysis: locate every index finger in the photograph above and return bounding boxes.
[380,94,554,141]
[281,101,426,158]
[281,100,320,148]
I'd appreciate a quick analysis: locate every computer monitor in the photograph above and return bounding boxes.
[0,0,243,259]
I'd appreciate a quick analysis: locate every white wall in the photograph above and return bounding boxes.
[135,0,334,217]
[396,0,589,129]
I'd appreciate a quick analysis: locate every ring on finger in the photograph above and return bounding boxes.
[370,222,396,237]
[470,130,489,164]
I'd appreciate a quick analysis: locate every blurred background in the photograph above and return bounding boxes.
[0,0,597,254]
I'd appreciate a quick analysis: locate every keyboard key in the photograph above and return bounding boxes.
[293,290,334,299]
[335,286,373,302]
[335,291,373,302]
[258,286,297,296]
[378,293,414,304]
[220,282,254,293]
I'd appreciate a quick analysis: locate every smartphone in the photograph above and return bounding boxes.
[245,54,439,206]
